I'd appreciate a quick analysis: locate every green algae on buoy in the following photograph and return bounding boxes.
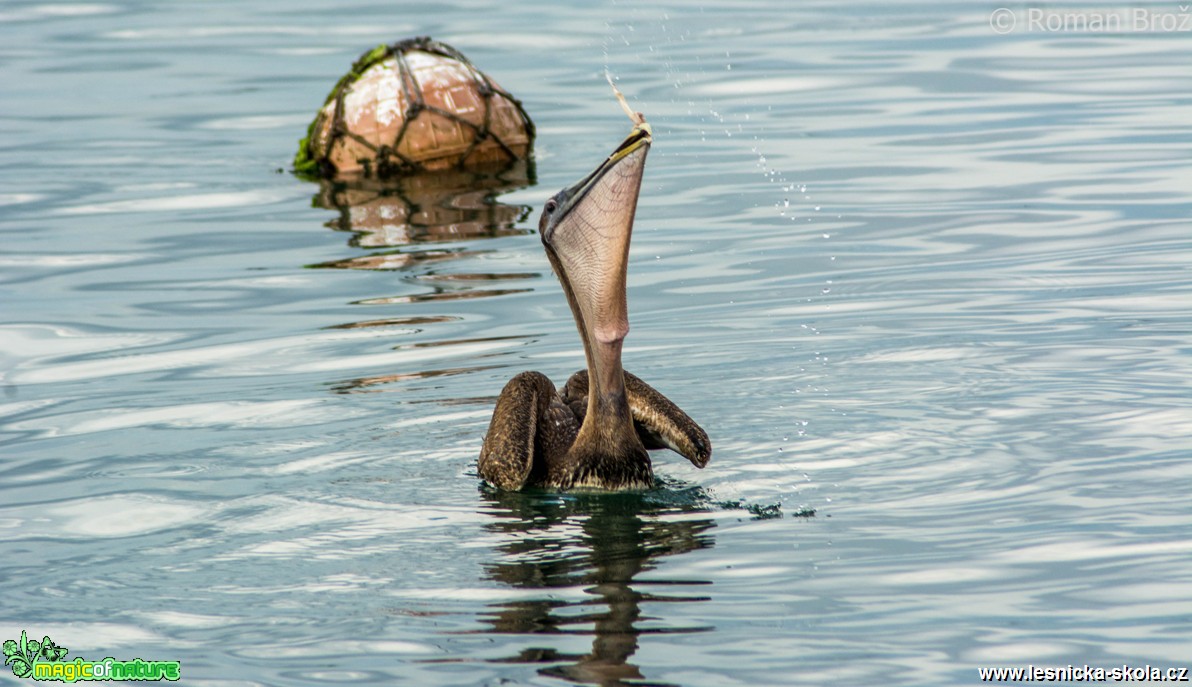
[295,37,535,179]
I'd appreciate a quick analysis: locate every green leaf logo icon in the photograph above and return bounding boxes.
[3,631,33,678]
[3,631,69,678]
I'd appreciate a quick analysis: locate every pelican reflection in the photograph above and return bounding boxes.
[477,487,717,686]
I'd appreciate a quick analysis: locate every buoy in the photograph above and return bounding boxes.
[295,37,534,179]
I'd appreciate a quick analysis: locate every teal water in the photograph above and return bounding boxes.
[2,2,1191,685]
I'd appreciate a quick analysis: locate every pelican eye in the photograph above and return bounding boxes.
[544,199,558,214]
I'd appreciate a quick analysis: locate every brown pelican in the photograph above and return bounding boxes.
[479,110,710,491]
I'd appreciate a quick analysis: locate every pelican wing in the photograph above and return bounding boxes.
[480,371,561,490]
[562,370,710,469]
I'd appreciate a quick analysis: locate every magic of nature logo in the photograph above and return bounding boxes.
[3,631,180,682]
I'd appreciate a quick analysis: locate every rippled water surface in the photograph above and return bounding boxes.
[3,2,1191,685]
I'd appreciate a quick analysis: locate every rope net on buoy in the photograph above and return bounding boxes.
[296,37,535,179]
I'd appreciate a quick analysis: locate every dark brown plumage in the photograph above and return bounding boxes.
[478,118,710,491]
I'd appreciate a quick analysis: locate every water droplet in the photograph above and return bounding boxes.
[822,287,830,294]
[814,206,821,211]
[822,233,830,239]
